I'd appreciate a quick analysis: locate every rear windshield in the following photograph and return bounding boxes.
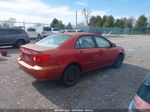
[53,28,59,31]
[35,34,71,48]
[137,77,150,104]
[43,27,52,31]
[28,28,36,31]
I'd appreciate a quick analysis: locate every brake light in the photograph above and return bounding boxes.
[32,55,51,63]
[20,47,24,58]
[134,95,150,111]
[25,33,29,37]
[20,50,23,58]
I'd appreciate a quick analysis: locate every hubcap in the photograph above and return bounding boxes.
[117,56,123,65]
[18,40,24,46]
[67,69,78,81]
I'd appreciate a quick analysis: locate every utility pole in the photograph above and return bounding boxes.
[23,20,25,29]
[76,10,78,26]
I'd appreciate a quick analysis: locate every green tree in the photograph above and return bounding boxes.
[51,18,60,28]
[66,22,73,29]
[135,15,148,28]
[115,19,125,28]
[102,15,107,26]
[89,16,97,27]
[123,18,133,28]
[51,18,65,29]
[59,21,65,29]
[95,16,103,27]
[89,16,103,27]
[103,15,115,27]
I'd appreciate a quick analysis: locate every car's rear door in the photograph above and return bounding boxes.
[2,29,16,45]
[0,29,4,45]
[0,29,9,45]
[94,36,116,67]
[75,35,100,72]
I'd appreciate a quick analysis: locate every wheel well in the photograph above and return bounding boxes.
[16,39,25,43]
[118,53,124,59]
[65,62,82,72]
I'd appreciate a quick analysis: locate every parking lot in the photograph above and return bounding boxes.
[0,35,150,109]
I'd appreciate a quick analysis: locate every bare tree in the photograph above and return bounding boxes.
[34,23,42,28]
[1,21,10,28]
[8,18,16,27]
[82,8,92,26]
[77,22,86,26]
[0,18,16,28]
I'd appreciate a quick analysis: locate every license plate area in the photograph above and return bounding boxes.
[22,53,33,65]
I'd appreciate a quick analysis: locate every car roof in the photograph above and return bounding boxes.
[63,32,100,36]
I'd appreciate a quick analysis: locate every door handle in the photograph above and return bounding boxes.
[79,50,83,53]
[99,50,104,52]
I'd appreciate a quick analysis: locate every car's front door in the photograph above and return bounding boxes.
[75,35,100,72]
[94,36,116,67]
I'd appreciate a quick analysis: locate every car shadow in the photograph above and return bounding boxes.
[0,57,8,62]
[32,63,150,109]
[0,46,19,55]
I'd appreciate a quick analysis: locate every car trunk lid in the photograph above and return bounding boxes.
[20,44,53,66]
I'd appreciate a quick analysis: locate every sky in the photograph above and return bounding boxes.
[0,0,149,25]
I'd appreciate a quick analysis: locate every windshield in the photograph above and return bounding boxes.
[28,28,36,31]
[43,27,52,31]
[53,28,60,31]
[35,34,71,48]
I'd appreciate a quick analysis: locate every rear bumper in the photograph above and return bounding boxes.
[128,101,134,112]
[18,58,65,81]
[128,101,139,112]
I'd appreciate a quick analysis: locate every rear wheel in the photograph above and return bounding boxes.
[113,54,124,68]
[37,35,42,39]
[61,65,80,87]
[15,40,25,48]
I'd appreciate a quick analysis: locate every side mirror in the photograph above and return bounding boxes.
[111,43,116,47]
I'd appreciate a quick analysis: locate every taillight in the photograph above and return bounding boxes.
[32,55,51,63]
[20,47,24,58]
[133,95,150,111]
[20,50,23,58]
[25,33,29,37]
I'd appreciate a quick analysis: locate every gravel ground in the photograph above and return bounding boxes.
[0,35,150,109]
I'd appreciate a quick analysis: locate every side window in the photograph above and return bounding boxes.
[95,36,111,48]
[78,36,96,49]
[0,29,4,35]
[6,29,14,34]
[15,29,22,34]
[3,29,7,35]
[75,41,80,49]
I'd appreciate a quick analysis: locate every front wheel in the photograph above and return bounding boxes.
[37,35,42,39]
[61,65,80,87]
[113,54,124,68]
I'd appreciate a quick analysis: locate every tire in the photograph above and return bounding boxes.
[61,65,80,87]
[37,35,42,39]
[15,40,25,48]
[113,54,124,68]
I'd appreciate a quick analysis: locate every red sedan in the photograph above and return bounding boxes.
[18,32,125,86]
